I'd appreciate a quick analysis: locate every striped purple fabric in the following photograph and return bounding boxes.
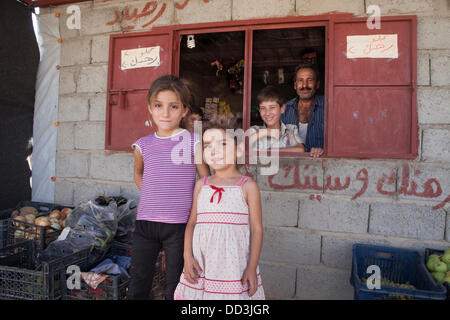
[132,129,199,224]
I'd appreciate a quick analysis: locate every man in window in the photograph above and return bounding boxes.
[281,63,324,158]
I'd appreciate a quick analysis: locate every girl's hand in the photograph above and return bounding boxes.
[184,255,202,284]
[241,267,258,297]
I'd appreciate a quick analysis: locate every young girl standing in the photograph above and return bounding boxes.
[174,115,265,300]
[128,75,209,300]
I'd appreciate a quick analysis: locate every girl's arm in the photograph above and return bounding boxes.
[183,178,203,284]
[194,141,210,178]
[133,147,144,190]
[241,178,263,297]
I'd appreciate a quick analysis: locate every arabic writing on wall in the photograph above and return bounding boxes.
[255,162,448,210]
[106,0,211,31]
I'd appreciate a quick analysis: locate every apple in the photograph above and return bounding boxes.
[432,272,445,284]
[427,258,437,272]
[434,261,448,273]
[441,253,450,264]
[444,248,450,255]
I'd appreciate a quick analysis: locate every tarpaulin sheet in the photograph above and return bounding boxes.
[31,13,60,203]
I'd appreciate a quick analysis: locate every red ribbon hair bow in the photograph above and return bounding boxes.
[210,185,225,204]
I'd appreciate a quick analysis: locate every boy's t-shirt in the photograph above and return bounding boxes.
[132,129,200,224]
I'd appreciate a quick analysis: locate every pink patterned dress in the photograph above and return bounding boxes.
[174,176,265,300]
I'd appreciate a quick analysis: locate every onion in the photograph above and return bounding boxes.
[49,210,61,220]
[11,210,19,219]
[25,214,36,224]
[13,216,26,227]
[35,218,51,227]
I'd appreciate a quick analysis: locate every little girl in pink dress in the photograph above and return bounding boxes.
[174,116,265,300]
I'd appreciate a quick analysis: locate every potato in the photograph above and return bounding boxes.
[11,210,19,219]
[25,214,36,224]
[19,206,38,216]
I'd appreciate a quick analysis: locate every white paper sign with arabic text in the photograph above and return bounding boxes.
[346,34,398,59]
[121,46,160,70]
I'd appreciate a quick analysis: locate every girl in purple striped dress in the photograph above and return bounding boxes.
[127,75,209,300]
[174,115,265,300]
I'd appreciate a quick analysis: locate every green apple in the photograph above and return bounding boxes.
[444,248,450,255]
[427,258,437,271]
[434,261,448,273]
[441,253,450,264]
[444,275,450,284]
[429,254,441,261]
[432,271,446,284]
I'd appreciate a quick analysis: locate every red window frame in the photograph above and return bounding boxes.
[105,13,418,160]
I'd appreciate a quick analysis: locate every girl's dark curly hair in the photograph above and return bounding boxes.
[203,114,239,132]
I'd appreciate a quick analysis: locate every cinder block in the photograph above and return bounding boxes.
[260,226,321,265]
[397,163,450,205]
[54,179,74,206]
[259,261,297,299]
[369,202,446,241]
[422,129,450,162]
[365,0,436,15]
[73,180,121,206]
[239,164,258,182]
[299,198,369,234]
[91,35,110,64]
[232,0,294,20]
[57,3,91,40]
[57,122,75,150]
[90,152,134,182]
[80,7,121,36]
[260,191,299,227]
[257,157,324,193]
[417,50,430,86]
[430,53,450,86]
[89,93,107,121]
[59,68,77,95]
[58,95,89,122]
[120,183,140,202]
[56,151,89,178]
[418,16,450,49]
[296,265,354,300]
[60,38,91,66]
[77,65,108,93]
[74,122,105,150]
[175,0,231,24]
[323,160,398,199]
[296,0,364,16]
[417,87,450,124]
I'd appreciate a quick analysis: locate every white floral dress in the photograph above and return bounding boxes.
[174,176,265,300]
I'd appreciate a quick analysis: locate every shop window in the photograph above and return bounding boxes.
[106,15,417,160]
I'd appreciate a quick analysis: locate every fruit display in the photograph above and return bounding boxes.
[360,277,416,300]
[426,248,450,285]
[11,206,73,241]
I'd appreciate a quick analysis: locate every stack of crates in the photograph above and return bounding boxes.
[61,241,166,300]
[0,240,92,300]
[350,243,447,300]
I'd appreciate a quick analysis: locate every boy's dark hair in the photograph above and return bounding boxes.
[203,114,238,132]
[256,85,283,108]
[189,104,204,118]
[146,74,191,108]
[293,62,320,82]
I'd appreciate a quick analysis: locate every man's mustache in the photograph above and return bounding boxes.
[300,87,312,91]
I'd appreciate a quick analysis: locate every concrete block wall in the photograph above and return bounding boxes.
[40,0,450,299]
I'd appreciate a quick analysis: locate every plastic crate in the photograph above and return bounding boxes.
[350,243,447,300]
[61,241,165,300]
[0,240,92,300]
[424,248,450,300]
[7,218,62,251]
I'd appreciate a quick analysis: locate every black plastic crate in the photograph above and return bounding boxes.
[350,243,447,300]
[61,241,165,300]
[7,218,62,251]
[424,248,450,300]
[0,240,92,300]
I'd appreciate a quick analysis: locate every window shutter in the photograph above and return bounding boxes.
[106,29,173,150]
[327,16,418,159]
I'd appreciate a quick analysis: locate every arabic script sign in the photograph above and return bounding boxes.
[347,34,398,59]
[121,46,160,70]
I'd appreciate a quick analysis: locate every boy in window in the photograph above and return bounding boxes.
[250,85,305,152]
[281,63,324,158]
